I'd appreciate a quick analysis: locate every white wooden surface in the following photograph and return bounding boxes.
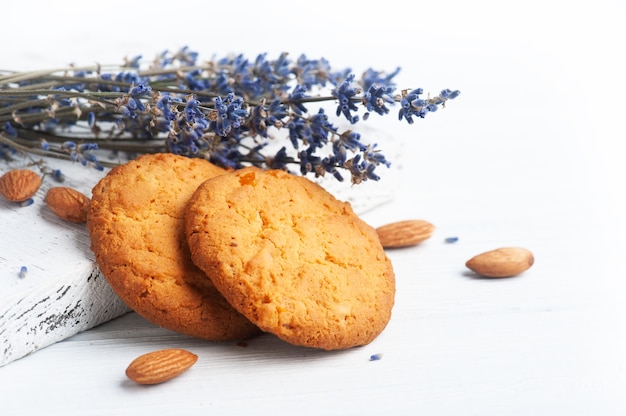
[2,1,626,415]
[0,158,130,366]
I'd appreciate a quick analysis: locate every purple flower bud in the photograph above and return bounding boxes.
[87,112,96,127]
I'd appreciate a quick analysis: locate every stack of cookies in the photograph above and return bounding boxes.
[88,154,395,350]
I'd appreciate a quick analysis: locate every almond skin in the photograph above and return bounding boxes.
[465,247,534,278]
[375,219,435,248]
[45,186,91,223]
[125,348,198,385]
[0,169,42,202]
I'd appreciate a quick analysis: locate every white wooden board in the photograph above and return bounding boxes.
[0,156,130,366]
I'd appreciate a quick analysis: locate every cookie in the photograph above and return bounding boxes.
[88,153,259,341]
[185,167,395,350]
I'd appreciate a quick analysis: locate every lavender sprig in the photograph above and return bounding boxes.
[0,47,459,184]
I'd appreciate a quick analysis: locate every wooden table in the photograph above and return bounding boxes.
[3,127,625,413]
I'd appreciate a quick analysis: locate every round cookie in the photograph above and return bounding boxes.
[185,167,395,350]
[88,153,259,341]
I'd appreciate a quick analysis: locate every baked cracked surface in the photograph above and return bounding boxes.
[88,153,259,341]
[185,167,395,350]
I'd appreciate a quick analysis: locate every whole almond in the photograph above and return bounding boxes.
[0,169,42,202]
[125,348,198,385]
[45,186,91,223]
[375,219,435,248]
[465,247,534,277]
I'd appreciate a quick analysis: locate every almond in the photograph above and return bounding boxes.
[125,348,198,385]
[0,169,42,202]
[465,247,534,278]
[45,186,91,223]
[375,219,435,248]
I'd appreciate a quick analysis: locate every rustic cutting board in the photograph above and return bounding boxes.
[0,156,130,367]
[0,149,398,367]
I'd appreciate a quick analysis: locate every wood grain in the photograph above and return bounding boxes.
[0,157,130,366]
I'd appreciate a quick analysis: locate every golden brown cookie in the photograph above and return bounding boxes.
[185,167,395,350]
[88,153,259,341]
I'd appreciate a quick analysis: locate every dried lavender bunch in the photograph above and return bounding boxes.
[0,47,459,184]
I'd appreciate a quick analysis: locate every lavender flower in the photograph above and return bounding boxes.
[0,47,459,183]
[332,74,361,124]
[18,266,28,278]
